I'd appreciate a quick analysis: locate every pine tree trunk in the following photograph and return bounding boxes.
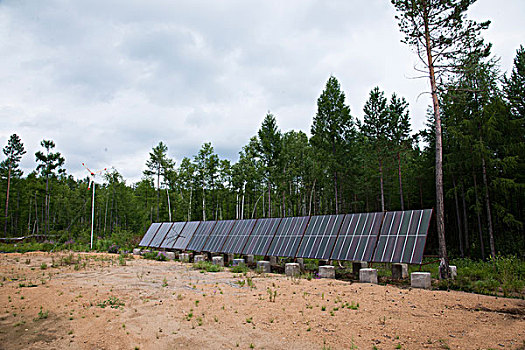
[461,184,469,256]
[397,151,405,211]
[4,165,11,236]
[379,158,385,212]
[481,153,496,258]
[452,176,464,257]
[156,170,160,222]
[202,188,206,221]
[267,181,271,218]
[45,175,49,237]
[423,7,449,278]
[473,173,485,260]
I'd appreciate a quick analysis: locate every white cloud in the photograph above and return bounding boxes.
[0,0,523,182]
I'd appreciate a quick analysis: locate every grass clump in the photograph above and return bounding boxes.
[97,296,125,309]
[230,265,248,273]
[192,261,223,272]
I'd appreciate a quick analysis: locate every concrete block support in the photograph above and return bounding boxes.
[133,248,141,256]
[449,265,457,280]
[285,263,301,277]
[165,252,176,260]
[179,253,190,262]
[232,258,245,266]
[359,268,378,284]
[391,263,408,279]
[411,272,431,289]
[212,256,224,267]
[296,258,305,270]
[318,265,336,279]
[353,261,368,276]
[245,255,255,264]
[256,260,271,273]
[194,255,206,263]
[269,256,278,266]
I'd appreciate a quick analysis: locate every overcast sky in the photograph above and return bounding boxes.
[1,0,524,183]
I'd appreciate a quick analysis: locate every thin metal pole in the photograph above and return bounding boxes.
[91,183,95,250]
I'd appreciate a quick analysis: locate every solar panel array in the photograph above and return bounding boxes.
[139,209,433,264]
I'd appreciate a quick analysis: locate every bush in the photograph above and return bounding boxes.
[230,265,249,273]
[193,261,223,272]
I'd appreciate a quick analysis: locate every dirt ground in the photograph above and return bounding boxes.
[0,252,523,350]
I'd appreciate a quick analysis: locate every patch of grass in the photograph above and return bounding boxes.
[230,265,248,273]
[246,317,252,323]
[34,307,49,321]
[97,296,125,309]
[162,277,168,287]
[40,263,47,270]
[192,261,223,272]
[118,254,126,266]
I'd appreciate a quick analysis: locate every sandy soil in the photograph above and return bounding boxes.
[0,252,523,350]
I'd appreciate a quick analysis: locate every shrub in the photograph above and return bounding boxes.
[193,261,223,272]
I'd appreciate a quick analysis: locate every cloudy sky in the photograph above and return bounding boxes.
[1,0,524,183]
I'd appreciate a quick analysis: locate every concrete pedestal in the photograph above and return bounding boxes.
[256,260,271,273]
[318,265,335,279]
[179,253,190,262]
[245,255,255,264]
[359,268,378,284]
[353,261,368,275]
[296,258,305,270]
[391,263,408,279]
[449,265,457,279]
[133,248,141,256]
[212,256,224,267]
[269,256,278,266]
[194,255,206,263]
[411,272,431,289]
[232,258,245,266]
[285,263,301,277]
[165,252,176,260]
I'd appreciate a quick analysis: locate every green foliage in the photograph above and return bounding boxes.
[230,265,248,273]
[437,256,525,297]
[142,251,167,261]
[192,261,223,273]
[97,296,125,309]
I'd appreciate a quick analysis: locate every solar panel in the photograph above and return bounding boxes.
[267,216,310,258]
[185,220,217,252]
[296,214,344,259]
[221,219,257,254]
[242,218,281,256]
[159,222,187,249]
[202,219,236,252]
[330,212,384,261]
[147,222,173,248]
[139,223,162,247]
[171,221,200,250]
[372,209,432,264]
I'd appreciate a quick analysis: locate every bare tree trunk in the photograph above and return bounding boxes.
[188,187,192,221]
[308,179,316,216]
[423,8,449,278]
[34,192,39,234]
[202,188,206,221]
[333,171,339,214]
[156,169,160,222]
[461,184,469,256]
[4,166,11,236]
[481,153,495,258]
[267,181,271,218]
[452,176,464,257]
[166,189,172,222]
[379,158,385,212]
[397,151,405,211]
[473,173,485,260]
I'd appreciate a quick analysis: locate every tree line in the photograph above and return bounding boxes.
[1,1,523,261]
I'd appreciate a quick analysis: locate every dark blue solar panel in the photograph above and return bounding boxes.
[139,223,161,247]
[330,212,384,261]
[186,221,217,252]
[267,216,310,258]
[159,222,187,249]
[296,214,344,259]
[221,219,257,254]
[242,218,281,256]
[372,209,432,264]
[202,220,236,252]
[148,222,173,248]
[172,221,200,250]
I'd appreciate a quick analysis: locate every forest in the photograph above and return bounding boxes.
[1,4,523,261]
